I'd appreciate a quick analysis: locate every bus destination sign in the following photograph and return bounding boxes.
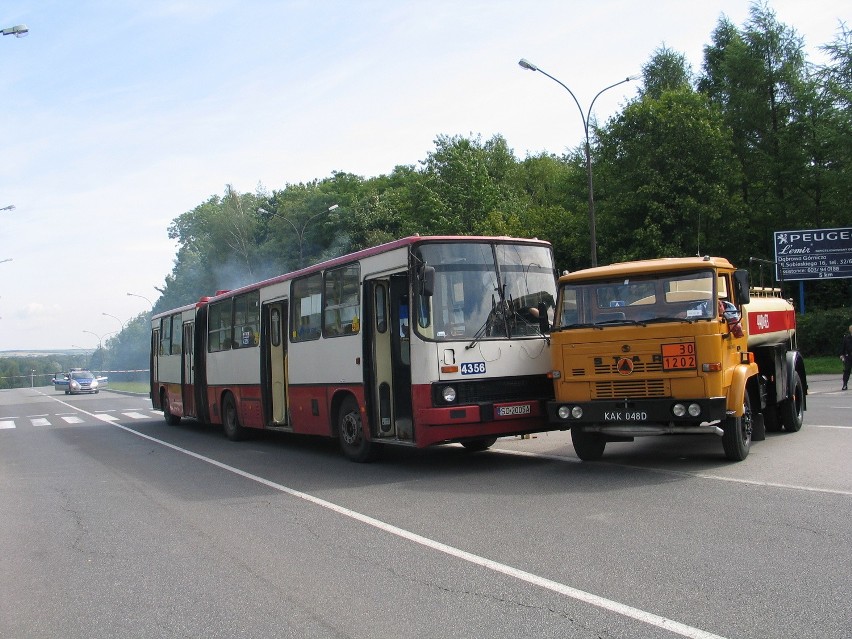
[773,227,852,281]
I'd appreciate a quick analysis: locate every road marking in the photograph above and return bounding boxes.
[123,412,150,419]
[34,393,726,639]
[0,420,15,429]
[95,414,119,422]
[60,416,84,424]
[31,418,51,427]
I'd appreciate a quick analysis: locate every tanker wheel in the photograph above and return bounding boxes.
[338,396,378,463]
[723,392,752,461]
[461,437,498,452]
[222,393,249,441]
[571,427,606,461]
[780,372,804,432]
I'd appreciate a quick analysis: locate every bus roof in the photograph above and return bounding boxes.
[153,235,552,319]
[559,256,736,283]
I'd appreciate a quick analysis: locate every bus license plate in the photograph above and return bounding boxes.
[460,362,486,375]
[497,404,531,417]
[661,342,696,370]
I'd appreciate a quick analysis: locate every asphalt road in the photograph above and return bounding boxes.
[1,377,849,639]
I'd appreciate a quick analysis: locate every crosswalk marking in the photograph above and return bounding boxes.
[1,411,162,430]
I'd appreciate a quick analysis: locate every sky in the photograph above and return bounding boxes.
[0,0,848,352]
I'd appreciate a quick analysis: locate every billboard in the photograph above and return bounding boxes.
[774,227,852,281]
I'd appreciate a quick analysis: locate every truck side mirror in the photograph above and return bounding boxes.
[733,270,750,305]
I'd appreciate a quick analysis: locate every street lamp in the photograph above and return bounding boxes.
[518,58,638,267]
[127,292,154,308]
[277,204,339,268]
[1,25,28,38]
[102,312,127,330]
[82,329,116,350]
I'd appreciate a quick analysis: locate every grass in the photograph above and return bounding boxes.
[803,355,843,375]
[107,381,150,394]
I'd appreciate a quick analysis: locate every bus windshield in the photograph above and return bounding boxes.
[556,269,717,329]
[413,242,556,341]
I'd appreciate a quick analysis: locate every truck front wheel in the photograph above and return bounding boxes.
[723,392,752,461]
[571,428,606,461]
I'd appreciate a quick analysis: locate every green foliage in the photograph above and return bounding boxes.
[795,308,852,357]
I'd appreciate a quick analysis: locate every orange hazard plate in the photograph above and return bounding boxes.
[661,342,696,370]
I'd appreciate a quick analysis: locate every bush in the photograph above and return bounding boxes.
[795,308,852,357]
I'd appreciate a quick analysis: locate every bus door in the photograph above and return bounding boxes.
[262,301,289,426]
[181,322,195,417]
[151,328,160,408]
[366,275,413,441]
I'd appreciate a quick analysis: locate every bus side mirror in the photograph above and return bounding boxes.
[733,270,750,305]
[420,265,435,297]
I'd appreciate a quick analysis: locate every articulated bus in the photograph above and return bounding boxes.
[151,235,558,461]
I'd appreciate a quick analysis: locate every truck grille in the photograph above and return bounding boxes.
[593,379,667,399]
[593,361,663,375]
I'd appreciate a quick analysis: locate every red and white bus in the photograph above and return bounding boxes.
[151,235,558,461]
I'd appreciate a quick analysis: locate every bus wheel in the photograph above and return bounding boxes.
[723,392,752,461]
[780,372,804,433]
[222,394,248,441]
[461,437,497,452]
[162,390,180,426]
[338,396,377,463]
[571,428,606,461]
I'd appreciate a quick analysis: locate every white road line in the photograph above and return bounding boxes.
[123,411,150,420]
[34,392,724,639]
[95,414,119,422]
[60,416,84,424]
[31,418,51,427]
[0,420,15,429]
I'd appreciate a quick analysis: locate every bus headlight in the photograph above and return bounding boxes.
[557,405,582,420]
[672,403,686,417]
[687,403,701,417]
[441,386,457,403]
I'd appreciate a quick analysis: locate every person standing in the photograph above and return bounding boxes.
[841,324,852,391]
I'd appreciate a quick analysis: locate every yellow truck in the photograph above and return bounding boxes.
[546,256,806,461]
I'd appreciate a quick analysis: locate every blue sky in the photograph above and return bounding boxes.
[0,0,847,352]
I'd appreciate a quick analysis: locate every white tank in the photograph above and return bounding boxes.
[742,291,796,348]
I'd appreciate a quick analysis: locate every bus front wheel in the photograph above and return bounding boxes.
[338,396,378,463]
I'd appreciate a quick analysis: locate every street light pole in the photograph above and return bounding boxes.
[518,58,638,267]
[127,292,154,308]
[277,204,339,268]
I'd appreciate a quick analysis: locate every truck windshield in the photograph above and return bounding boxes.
[556,269,716,328]
[413,242,556,341]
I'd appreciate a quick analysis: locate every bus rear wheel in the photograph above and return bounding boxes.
[161,390,180,426]
[338,396,377,462]
[222,394,249,441]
